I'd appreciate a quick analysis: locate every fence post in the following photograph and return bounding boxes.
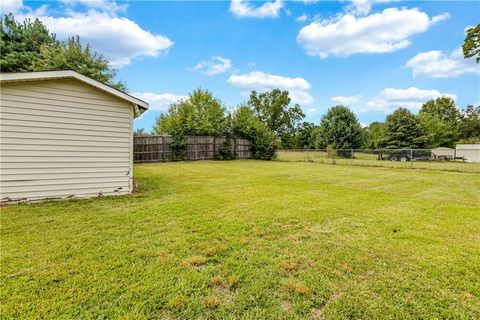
[351,149,353,164]
[410,149,413,168]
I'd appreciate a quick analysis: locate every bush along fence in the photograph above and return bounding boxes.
[134,135,252,163]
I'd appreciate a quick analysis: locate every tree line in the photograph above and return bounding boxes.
[142,88,479,160]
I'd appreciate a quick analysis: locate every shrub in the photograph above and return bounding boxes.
[327,145,337,165]
[251,120,279,160]
[170,132,186,161]
[213,139,236,160]
[231,105,279,160]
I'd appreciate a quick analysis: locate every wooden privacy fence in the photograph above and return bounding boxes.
[134,135,252,162]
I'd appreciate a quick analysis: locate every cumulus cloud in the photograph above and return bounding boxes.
[227,71,314,104]
[297,8,449,58]
[132,92,188,112]
[331,95,362,105]
[191,56,232,75]
[0,0,23,13]
[60,0,127,12]
[13,1,173,67]
[229,0,283,19]
[364,87,456,113]
[296,13,308,23]
[406,48,480,78]
[346,0,397,15]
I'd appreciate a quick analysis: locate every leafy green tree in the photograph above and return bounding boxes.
[382,108,427,149]
[420,116,458,148]
[247,89,305,147]
[32,36,126,91]
[1,14,126,91]
[230,104,256,138]
[463,24,480,63]
[459,105,480,143]
[418,97,461,148]
[364,122,386,149]
[0,14,55,72]
[231,104,279,160]
[314,105,364,149]
[420,97,462,124]
[153,89,227,137]
[295,122,318,149]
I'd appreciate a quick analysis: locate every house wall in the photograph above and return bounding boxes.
[0,79,134,203]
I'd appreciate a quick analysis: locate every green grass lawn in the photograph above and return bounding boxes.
[2,161,480,319]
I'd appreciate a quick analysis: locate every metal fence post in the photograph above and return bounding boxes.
[410,149,413,168]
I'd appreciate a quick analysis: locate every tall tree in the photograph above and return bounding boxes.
[315,105,364,149]
[364,122,386,149]
[383,108,427,149]
[153,89,227,137]
[1,14,126,91]
[0,14,55,72]
[295,122,318,149]
[418,97,461,148]
[459,105,480,143]
[419,97,462,124]
[33,36,126,91]
[230,104,256,138]
[247,89,305,147]
[463,24,480,63]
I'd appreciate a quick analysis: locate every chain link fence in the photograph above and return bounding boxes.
[276,148,480,173]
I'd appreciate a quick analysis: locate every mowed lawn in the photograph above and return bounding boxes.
[1,161,480,319]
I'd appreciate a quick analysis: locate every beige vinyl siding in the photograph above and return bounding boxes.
[0,79,134,202]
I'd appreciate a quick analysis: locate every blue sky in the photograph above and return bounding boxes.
[4,0,480,130]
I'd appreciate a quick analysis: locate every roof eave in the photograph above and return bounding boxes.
[0,70,149,114]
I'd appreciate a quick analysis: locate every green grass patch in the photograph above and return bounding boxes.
[1,161,479,319]
[277,150,480,173]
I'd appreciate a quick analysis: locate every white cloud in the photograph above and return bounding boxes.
[331,95,362,105]
[431,13,450,24]
[364,87,456,113]
[17,10,173,67]
[227,71,314,104]
[296,13,308,23]
[229,0,283,19]
[406,48,480,78]
[191,56,232,75]
[297,8,448,58]
[132,92,188,112]
[0,0,23,13]
[289,90,315,105]
[346,0,397,15]
[60,0,127,12]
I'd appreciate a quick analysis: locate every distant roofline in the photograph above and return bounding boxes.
[0,70,149,115]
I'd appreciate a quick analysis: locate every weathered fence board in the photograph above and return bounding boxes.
[134,135,252,163]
